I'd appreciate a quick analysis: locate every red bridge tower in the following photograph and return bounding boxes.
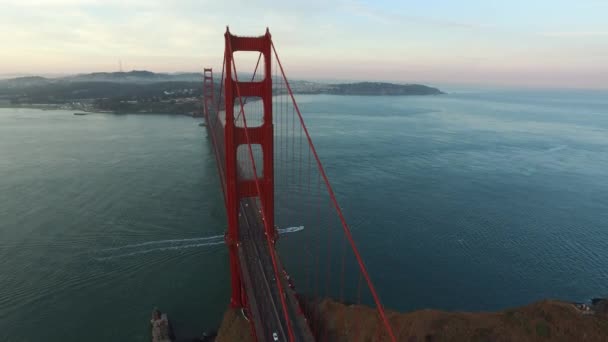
[224,29,274,308]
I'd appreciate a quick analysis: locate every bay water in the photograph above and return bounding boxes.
[1,87,607,340]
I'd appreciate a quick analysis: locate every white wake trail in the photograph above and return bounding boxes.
[278,225,305,234]
[95,241,225,261]
[97,225,304,261]
[102,234,224,251]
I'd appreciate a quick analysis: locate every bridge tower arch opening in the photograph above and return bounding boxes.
[224,28,274,308]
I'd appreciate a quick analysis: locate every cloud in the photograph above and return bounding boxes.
[1,0,607,88]
[341,0,495,31]
[541,31,608,37]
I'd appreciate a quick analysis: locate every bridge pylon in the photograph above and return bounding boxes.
[224,28,274,308]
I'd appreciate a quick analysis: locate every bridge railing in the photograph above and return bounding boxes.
[203,67,226,205]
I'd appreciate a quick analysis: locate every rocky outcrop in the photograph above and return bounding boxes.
[215,308,254,342]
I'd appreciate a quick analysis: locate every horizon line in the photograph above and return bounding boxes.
[1,70,607,91]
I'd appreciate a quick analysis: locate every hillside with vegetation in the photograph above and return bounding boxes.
[216,297,608,341]
[0,71,444,115]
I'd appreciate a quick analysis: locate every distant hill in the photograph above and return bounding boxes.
[0,71,444,96]
[3,76,52,88]
[0,71,204,89]
[0,70,445,114]
[325,82,444,95]
[65,70,203,83]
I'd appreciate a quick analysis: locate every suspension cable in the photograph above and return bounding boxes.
[271,40,397,342]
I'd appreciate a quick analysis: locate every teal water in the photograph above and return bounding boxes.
[1,87,608,340]
[0,111,228,341]
[296,88,608,312]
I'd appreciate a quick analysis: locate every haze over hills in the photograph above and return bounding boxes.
[0,70,443,115]
[0,70,444,92]
[0,71,203,85]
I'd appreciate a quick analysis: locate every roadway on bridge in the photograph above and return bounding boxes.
[238,198,314,342]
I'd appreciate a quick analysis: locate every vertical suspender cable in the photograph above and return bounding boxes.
[271,41,397,342]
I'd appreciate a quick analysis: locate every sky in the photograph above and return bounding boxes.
[1,0,607,88]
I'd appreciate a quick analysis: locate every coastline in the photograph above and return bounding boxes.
[0,104,198,116]
[215,297,608,341]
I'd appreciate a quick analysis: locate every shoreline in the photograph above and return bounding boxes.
[0,105,200,117]
[215,297,608,341]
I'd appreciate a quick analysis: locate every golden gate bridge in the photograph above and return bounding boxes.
[202,27,396,342]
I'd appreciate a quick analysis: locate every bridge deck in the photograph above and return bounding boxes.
[238,198,314,342]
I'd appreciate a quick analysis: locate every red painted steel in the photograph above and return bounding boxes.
[224,28,275,309]
[202,68,227,204]
[203,28,400,342]
[226,27,298,342]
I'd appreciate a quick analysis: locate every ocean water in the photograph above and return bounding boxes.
[1,87,608,340]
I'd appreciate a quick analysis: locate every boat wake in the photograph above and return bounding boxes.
[95,241,225,261]
[95,225,305,261]
[101,235,225,251]
[278,225,305,234]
